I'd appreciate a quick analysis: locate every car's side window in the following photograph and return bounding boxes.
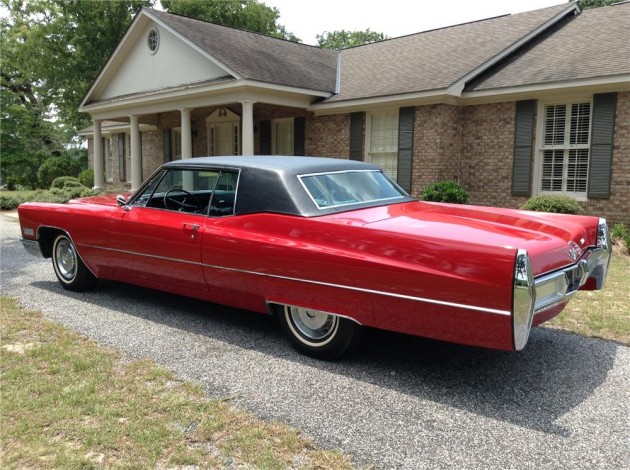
[208,171,237,217]
[131,168,238,217]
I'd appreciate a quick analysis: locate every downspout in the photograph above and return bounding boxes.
[335,50,342,95]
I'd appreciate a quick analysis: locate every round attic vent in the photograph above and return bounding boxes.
[147,28,159,53]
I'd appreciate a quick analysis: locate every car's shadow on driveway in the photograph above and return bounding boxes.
[31,278,618,437]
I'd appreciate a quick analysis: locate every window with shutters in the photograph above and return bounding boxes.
[272,118,294,155]
[367,111,399,180]
[538,101,591,197]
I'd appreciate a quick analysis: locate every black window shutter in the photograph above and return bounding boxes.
[118,133,126,182]
[260,120,271,155]
[349,112,364,161]
[397,107,415,193]
[294,117,305,156]
[512,100,536,196]
[588,93,617,199]
[163,129,171,163]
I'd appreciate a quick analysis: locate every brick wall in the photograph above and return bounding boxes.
[459,102,529,209]
[305,114,351,157]
[411,104,463,197]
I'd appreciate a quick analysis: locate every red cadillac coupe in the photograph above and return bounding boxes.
[18,156,611,359]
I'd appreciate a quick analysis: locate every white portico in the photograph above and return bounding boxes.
[80,8,335,189]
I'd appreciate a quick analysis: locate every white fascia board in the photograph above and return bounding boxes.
[446,2,581,97]
[461,74,630,104]
[82,81,325,121]
[78,123,157,137]
[309,89,452,115]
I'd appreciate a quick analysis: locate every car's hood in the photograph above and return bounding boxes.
[322,201,601,276]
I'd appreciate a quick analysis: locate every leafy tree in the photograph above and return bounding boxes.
[161,0,299,41]
[317,29,387,50]
[576,0,616,9]
[1,0,151,186]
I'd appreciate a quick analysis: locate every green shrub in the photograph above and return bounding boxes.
[37,156,80,189]
[520,195,581,214]
[78,169,94,188]
[51,176,83,190]
[420,180,470,204]
[0,193,28,210]
[611,223,630,255]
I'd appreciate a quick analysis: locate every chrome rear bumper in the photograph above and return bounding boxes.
[534,219,612,316]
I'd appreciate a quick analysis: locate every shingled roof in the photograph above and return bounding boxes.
[326,3,576,103]
[467,1,630,92]
[146,9,337,93]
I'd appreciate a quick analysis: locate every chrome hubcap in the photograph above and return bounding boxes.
[55,239,77,280]
[288,306,338,341]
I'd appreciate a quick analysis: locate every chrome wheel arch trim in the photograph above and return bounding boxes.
[31,225,99,279]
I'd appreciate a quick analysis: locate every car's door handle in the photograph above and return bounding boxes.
[183,223,200,231]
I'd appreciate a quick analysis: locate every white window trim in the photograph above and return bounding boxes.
[365,108,399,180]
[532,97,593,202]
[271,118,294,156]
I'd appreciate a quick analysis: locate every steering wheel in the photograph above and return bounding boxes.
[163,188,201,212]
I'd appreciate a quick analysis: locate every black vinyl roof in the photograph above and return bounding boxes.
[162,156,412,217]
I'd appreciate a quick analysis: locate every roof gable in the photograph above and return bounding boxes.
[325,3,578,104]
[467,1,630,92]
[98,21,232,102]
[147,9,337,93]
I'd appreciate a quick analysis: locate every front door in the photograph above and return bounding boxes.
[107,168,216,292]
[215,122,236,156]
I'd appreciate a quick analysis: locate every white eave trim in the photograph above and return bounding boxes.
[309,88,453,114]
[446,2,581,97]
[78,123,158,137]
[463,74,630,101]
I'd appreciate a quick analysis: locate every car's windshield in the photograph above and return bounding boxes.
[299,170,407,209]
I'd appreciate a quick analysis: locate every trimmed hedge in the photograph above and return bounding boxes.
[420,180,470,204]
[0,182,102,211]
[51,176,83,190]
[520,195,581,214]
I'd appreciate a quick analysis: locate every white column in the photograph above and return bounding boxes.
[241,100,255,155]
[180,108,192,159]
[92,119,105,189]
[129,114,142,191]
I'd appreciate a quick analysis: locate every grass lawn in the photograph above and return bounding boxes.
[0,298,355,469]
[545,249,630,345]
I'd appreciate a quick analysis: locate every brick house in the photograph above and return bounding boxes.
[80,1,630,224]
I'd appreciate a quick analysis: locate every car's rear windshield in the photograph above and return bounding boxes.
[298,170,408,209]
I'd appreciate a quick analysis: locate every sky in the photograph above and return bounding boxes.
[264,0,567,45]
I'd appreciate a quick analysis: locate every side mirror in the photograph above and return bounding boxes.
[116,195,131,211]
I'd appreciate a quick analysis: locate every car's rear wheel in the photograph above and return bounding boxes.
[52,234,97,291]
[277,305,363,360]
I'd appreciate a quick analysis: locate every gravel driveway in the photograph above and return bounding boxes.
[2,212,628,469]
